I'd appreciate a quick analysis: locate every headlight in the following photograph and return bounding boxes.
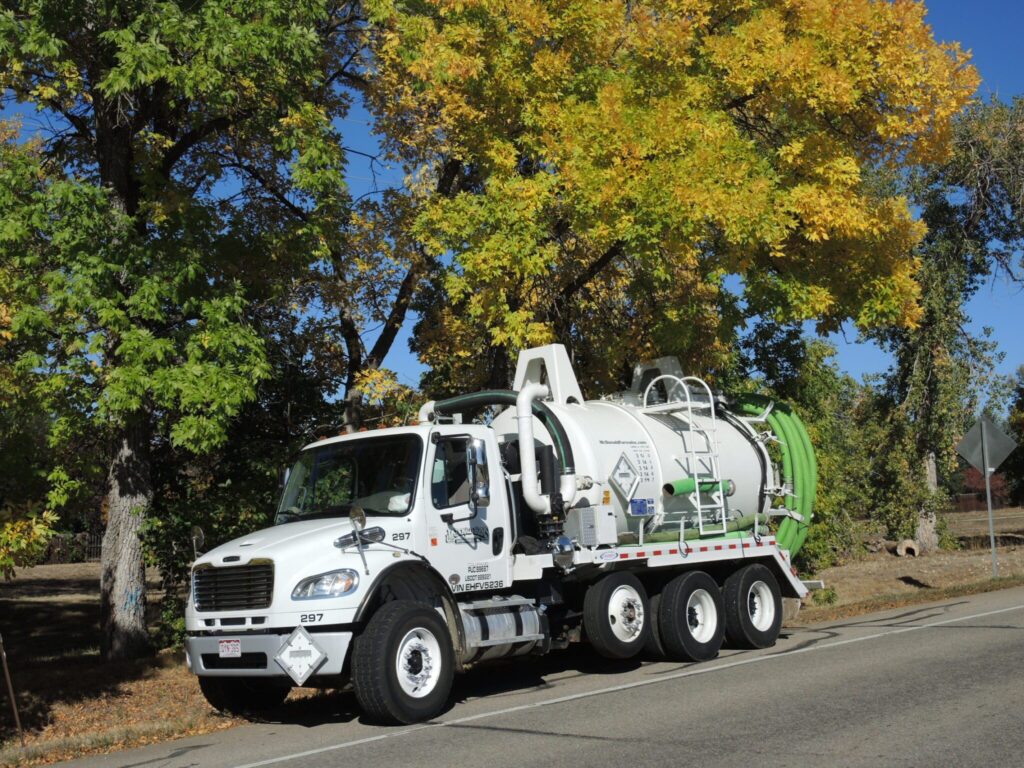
[292,569,359,600]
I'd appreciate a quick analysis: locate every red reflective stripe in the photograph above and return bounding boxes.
[741,543,750,549]
[652,550,662,556]
[637,552,646,557]
[669,548,678,555]
[699,546,708,552]
[714,545,723,551]
[619,553,629,559]
[728,544,737,550]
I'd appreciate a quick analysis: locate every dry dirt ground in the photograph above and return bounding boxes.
[3,514,1024,766]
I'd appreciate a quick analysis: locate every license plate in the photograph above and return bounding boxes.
[218,639,242,658]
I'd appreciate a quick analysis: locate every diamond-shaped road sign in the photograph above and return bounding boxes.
[956,414,1017,474]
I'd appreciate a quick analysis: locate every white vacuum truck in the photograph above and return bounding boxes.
[185,345,817,723]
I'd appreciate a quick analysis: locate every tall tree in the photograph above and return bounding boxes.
[870,98,1024,545]
[367,0,977,393]
[0,0,363,658]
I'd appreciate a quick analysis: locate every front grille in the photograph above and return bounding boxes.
[193,563,274,612]
[201,652,268,670]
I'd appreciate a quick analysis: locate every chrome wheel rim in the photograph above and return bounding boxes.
[607,584,645,642]
[686,588,717,643]
[747,580,775,632]
[395,627,442,698]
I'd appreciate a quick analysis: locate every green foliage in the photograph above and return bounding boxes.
[811,586,838,607]
[0,507,58,579]
[1004,366,1024,506]
[864,98,1024,540]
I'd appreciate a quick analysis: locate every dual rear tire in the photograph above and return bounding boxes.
[723,563,783,649]
[586,564,783,663]
[585,570,724,662]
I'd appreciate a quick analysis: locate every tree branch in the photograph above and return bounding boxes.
[220,157,311,222]
[159,114,241,179]
[366,258,424,368]
[559,242,624,300]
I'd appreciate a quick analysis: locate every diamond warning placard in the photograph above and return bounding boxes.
[274,626,327,686]
[610,453,640,500]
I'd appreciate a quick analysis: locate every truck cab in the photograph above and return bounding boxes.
[185,422,517,719]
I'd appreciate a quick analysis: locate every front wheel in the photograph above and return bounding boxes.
[198,676,290,716]
[723,564,783,649]
[659,571,724,662]
[352,600,455,724]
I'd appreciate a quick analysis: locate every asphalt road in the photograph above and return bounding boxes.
[61,587,1024,768]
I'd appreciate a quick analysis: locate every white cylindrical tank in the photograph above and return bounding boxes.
[491,398,768,539]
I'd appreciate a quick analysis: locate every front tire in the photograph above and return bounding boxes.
[723,563,783,649]
[352,600,455,724]
[584,572,651,659]
[659,571,724,662]
[198,676,290,716]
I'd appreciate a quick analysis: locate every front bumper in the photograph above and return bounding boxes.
[185,630,352,679]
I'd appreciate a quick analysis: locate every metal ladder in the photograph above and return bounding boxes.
[642,375,728,538]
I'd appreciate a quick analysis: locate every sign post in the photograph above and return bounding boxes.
[956,415,1018,579]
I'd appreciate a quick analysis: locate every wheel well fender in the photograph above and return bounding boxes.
[716,558,801,599]
[354,562,468,668]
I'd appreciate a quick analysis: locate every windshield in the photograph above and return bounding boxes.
[276,435,423,524]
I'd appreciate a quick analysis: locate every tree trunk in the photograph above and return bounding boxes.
[100,418,154,660]
[915,452,940,553]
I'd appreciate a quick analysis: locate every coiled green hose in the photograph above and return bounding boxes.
[732,396,817,557]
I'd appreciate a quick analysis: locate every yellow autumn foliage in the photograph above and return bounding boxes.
[379,0,975,387]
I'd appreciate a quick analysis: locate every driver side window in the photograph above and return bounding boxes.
[431,439,470,509]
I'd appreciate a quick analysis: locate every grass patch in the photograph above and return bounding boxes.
[0,715,238,768]
[795,573,1024,625]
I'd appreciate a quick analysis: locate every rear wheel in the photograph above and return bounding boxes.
[352,600,455,724]
[584,572,651,659]
[658,571,724,662]
[643,592,666,658]
[198,677,290,716]
[723,564,783,649]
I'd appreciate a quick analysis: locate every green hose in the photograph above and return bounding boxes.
[776,410,808,551]
[768,410,801,551]
[732,395,816,557]
[787,409,818,554]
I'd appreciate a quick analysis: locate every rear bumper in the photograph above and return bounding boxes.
[185,631,352,679]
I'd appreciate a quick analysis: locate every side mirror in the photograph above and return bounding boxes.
[467,438,490,509]
[349,507,367,531]
[190,525,206,559]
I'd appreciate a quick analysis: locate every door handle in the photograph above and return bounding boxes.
[492,527,504,556]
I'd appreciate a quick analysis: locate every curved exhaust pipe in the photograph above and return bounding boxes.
[516,385,576,514]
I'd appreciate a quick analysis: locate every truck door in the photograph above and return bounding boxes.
[425,429,513,595]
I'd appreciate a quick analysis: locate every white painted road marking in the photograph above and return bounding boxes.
[232,603,1024,768]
